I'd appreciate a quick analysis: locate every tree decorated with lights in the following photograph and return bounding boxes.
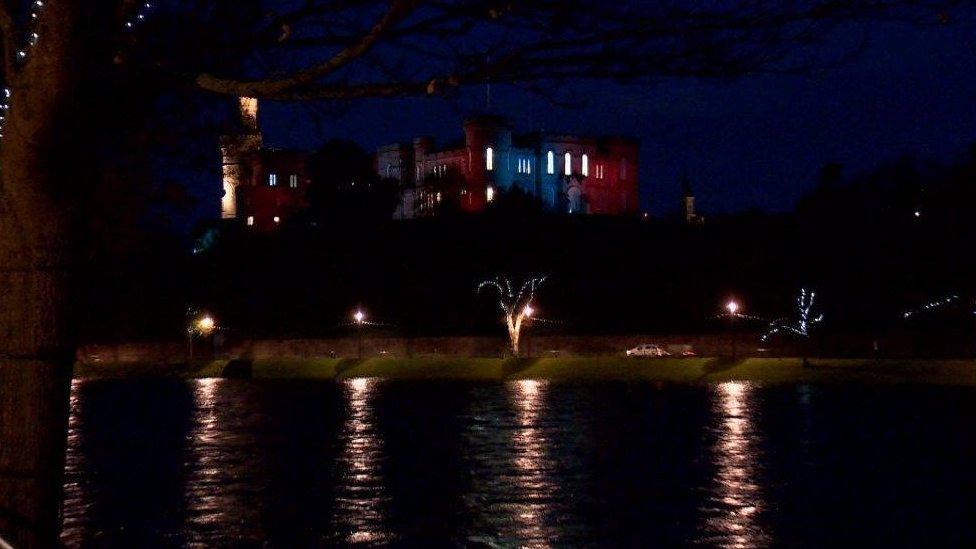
[479,276,544,357]
[762,288,824,365]
[0,1,958,544]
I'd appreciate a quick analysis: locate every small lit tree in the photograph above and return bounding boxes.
[762,288,823,366]
[478,276,545,357]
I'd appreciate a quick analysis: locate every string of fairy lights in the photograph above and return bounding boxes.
[902,294,976,320]
[901,294,962,319]
[761,288,823,342]
[478,276,546,355]
[0,1,154,138]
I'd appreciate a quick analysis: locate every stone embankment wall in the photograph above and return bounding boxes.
[77,334,749,363]
[76,330,976,363]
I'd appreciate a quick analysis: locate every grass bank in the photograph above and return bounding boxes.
[73,357,976,385]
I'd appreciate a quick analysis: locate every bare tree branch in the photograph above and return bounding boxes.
[177,0,964,102]
[196,0,423,97]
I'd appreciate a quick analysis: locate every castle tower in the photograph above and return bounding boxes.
[681,176,702,224]
[220,97,263,219]
[463,115,512,211]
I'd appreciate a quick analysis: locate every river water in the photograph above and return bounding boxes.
[62,378,976,546]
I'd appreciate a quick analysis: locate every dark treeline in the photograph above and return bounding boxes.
[77,144,976,344]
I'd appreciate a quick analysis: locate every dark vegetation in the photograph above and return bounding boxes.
[78,144,976,345]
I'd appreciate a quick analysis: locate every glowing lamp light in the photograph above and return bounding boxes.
[486,186,495,203]
[523,305,534,318]
[354,310,365,324]
[196,315,216,335]
[726,300,739,316]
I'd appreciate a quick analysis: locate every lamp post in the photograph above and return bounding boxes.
[354,309,365,359]
[726,300,739,360]
[523,305,535,358]
[188,314,216,363]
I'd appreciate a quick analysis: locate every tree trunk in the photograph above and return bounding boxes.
[0,134,79,549]
[0,3,92,545]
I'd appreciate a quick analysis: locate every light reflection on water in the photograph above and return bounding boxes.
[460,379,581,547]
[509,379,552,548]
[334,377,391,544]
[62,379,976,546]
[698,381,770,547]
[184,378,262,543]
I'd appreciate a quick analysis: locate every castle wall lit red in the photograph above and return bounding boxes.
[376,114,639,218]
[220,101,640,230]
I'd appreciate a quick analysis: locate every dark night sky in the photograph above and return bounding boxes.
[240,14,976,218]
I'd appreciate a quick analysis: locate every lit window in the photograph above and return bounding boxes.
[564,152,572,176]
[268,173,277,186]
[518,158,523,173]
[547,151,554,174]
[487,186,495,202]
[582,154,589,176]
[246,216,254,226]
[486,147,494,171]
[273,216,280,223]
[289,174,298,188]
[527,159,531,174]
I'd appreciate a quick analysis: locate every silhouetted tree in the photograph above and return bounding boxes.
[0,1,962,544]
[307,139,399,224]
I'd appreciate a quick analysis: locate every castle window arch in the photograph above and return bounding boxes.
[582,154,589,176]
[486,147,494,171]
[547,151,554,174]
[564,152,572,176]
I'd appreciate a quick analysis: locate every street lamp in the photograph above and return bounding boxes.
[353,309,365,359]
[197,315,216,335]
[726,300,739,359]
[188,313,216,363]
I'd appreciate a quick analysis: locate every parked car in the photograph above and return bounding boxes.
[626,344,669,357]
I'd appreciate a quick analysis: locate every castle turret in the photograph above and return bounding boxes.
[681,176,703,224]
[463,115,512,211]
[220,97,263,219]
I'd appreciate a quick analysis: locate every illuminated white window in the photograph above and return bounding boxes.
[273,216,280,223]
[527,159,531,174]
[268,173,277,186]
[486,147,494,171]
[289,174,298,188]
[487,186,495,202]
[582,154,589,176]
[564,152,572,176]
[547,151,554,174]
[246,216,254,226]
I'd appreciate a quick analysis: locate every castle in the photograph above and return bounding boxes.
[219,98,311,231]
[219,100,641,229]
[376,114,639,218]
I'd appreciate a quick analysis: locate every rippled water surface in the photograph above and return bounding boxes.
[62,379,976,546]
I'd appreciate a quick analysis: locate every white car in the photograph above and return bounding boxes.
[626,344,669,357]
